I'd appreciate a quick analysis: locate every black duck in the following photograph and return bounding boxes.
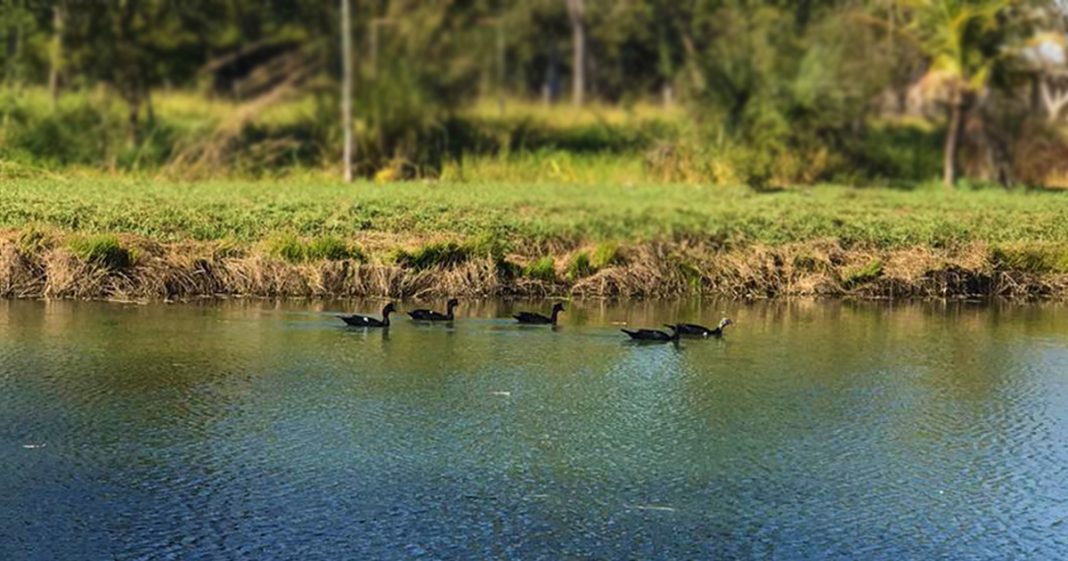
[339,303,395,328]
[408,298,459,321]
[621,326,679,342]
[514,303,565,325]
[663,318,733,338]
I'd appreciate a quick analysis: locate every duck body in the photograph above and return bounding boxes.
[514,303,565,325]
[340,303,395,328]
[408,299,458,321]
[622,327,679,342]
[664,318,733,338]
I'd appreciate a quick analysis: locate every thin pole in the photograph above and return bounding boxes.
[567,0,585,107]
[49,3,64,107]
[369,21,378,81]
[341,0,353,182]
[496,21,505,116]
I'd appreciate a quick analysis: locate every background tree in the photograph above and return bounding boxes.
[896,0,1016,188]
[566,0,586,106]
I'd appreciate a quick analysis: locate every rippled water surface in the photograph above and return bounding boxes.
[2,299,1066,560]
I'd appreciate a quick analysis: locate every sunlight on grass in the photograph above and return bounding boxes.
[1,177,1066,251]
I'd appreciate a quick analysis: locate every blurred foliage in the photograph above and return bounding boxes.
[0,0,1066,186]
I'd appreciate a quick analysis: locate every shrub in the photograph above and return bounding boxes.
[989,243,1068,274]
[591,242,625,269]
[676,260,705,290]
[16,226,55,254]
[268,235,306,263]
[523,256,556,282]
[566,252,593,280]
[393,241,471,270]
[68,235,133,269]
[268,235,364,263]
[468,230,512,261]
[842,259,883,289]
[306,236,364,262]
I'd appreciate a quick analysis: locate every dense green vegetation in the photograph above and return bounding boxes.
[3,1,1068,187]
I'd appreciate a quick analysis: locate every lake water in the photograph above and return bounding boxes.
[1,299,1066,560]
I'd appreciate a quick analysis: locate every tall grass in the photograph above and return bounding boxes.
[0,87,967,185]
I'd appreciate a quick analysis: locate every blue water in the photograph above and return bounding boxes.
[2,299,1066,560]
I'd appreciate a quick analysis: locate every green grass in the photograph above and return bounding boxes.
[392,241,472,270]
[523,256,556,282]
[1,177,1067,254]
[265,234,365,263]
[566,252,594,280]
[989,242,1068,273]
[66,234,133,269]
[842,259,884,289]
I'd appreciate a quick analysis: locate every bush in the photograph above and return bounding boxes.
[523,256,556,282]
[567,243,625,280]
[16,226,55,254]
[842,259,883,289]
[989,243,1068,274]
[307,236,364,261]
[846,122,942,184]
[67,235,133,269]
[591,242,625,268]
[267,235,364,263]
[393,241,471,270]
[566,252,593,280]
[0,93,122,167]
[268,235,306,263]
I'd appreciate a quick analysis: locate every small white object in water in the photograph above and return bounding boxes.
[490,391,511,397]
[22,443,46,449]
[627,504,677,512]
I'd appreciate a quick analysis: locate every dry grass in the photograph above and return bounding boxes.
[3,232,1065,301]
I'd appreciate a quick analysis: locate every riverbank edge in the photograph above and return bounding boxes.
[3,233,1066,301]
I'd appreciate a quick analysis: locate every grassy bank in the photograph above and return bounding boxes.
[2,177,1067,300]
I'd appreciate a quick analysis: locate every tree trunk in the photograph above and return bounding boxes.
[49,4,65,106]
[943,99,966,189]
[145,88,155,126]
[566,0,585,107]
[341,0,354,182]
[126,93,141,146]
[4,22,19,85]
[116,0,141,146]
[495,21,505,116]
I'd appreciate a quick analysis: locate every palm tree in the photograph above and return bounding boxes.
[898,0,1013,188]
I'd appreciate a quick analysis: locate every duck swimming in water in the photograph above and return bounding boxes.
[514,303,565,325]
[621,326,679,342]
[663,318,733,338]
[408,298,459,321]
[339,302,395,328]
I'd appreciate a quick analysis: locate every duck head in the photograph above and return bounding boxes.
[446,298,459,310]
[718,318,733,330]
[382,302,397,316]
[552,303,566,313]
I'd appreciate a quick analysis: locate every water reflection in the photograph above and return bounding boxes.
[0,298,1065,560]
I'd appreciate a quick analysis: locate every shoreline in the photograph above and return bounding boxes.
[3,235,1065,301]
